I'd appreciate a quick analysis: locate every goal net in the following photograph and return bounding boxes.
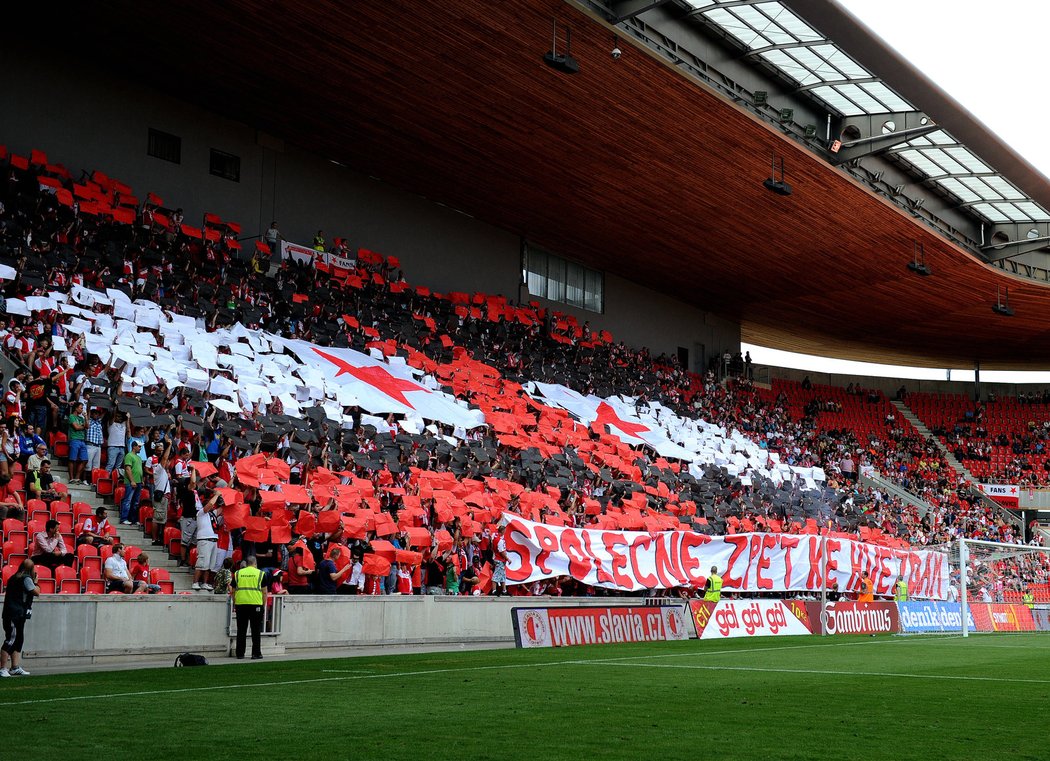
[919,539,1050,636]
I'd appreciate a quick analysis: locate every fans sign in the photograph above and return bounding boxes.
[504,516,949,597]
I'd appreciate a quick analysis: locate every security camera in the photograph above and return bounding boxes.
[611,46,621,60]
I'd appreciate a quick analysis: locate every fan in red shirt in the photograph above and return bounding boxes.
[130,553,159,594]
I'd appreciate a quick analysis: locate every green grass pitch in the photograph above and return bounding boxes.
[2,634,1046,760]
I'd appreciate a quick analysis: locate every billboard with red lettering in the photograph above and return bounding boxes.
[504,515,949,597]
[688,600,814,639]
[512,605,692,648]
[969,603,1036,632]
[805,601,899,635]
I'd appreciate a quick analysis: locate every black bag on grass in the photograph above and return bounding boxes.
[174,653,209,667]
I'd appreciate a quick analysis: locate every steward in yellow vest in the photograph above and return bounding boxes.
[231,557,267,659]
[894,577,908,602]
[704,566,723,602]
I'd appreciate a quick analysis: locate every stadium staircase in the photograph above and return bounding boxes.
[892,399,1022,532]
[858,470,934,519]
[891,399,973,479]
[52,462,195,593]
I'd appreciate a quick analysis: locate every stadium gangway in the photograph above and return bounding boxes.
[859,471,936,520]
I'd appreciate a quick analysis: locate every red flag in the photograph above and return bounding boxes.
[362,554,391,576]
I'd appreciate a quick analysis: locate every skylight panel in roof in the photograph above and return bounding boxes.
[959,176,1003,200]
[781,47,835,81]
[943,147,989,174]
[972,203,1010,223]
[897,149,941,176]
[816,46,869,79]
[809,85,864,115]
[703,8,766,47]
[995,203,1034,222]
[729,5,785,44]
[834,83,889,113]
[982,176,1024,200]
[1014,201,1050,220]
[938,178,982,203]
[758,50,820,86]
[682,0,716,8]
[922,148,968,175]
[760,4,822,42]
[859,82,912,113]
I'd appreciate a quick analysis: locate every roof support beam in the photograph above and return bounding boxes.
[830,113,937,164]
[982,223,1050,261]
[609,0,674,21]
[745,39,827,57]
[796,76,881,92]
[684,0,769,17]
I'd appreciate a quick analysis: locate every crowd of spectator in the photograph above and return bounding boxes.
[0,144,1044,600]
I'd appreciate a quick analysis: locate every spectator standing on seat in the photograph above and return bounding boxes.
[231,555,266,660]
[119,440,144,525]
[148,439,173,545]
[192,487,220,591]
[1,559,39,677]
[107,411,129,477]
[67,401,88,485]
[30,519,74,570]
[264,221,281,255]
[84,406,104,476]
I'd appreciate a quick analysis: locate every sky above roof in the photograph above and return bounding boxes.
[748,1,1050,382]
[835,0,1050,184]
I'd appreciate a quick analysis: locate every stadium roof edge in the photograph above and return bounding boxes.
[781,0,1050,219]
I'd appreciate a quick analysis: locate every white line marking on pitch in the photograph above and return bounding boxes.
[577,661,1050,685]
[0,635,1013,707]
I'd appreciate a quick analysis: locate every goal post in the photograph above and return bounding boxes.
[938,537,1050,637]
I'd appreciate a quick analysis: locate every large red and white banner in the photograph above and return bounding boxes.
[284,340,485,430]
[689,599,813,639]
[978,484,1020,509]
[280,240,317,265]
[512,605,692,648]
[504,515,949,598]
[806,601,900,635]
[969,603,1036,632]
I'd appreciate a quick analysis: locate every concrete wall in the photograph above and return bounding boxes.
[0,42,740,361]
[25,595,654,666]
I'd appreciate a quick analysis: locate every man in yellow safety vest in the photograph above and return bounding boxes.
[231,556,267,660]
[894,576,908,602]
[1023,589,1035,610]
[704,566,723,602]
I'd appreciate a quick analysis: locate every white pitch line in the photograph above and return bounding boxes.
[0,662,573,707]
[0,634,1024,707]
[578,660,1050,685]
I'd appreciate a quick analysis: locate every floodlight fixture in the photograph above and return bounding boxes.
[908,242,931,276]
[763,151,792,196]
[993,285,1014,316]
[543,19,579,74]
